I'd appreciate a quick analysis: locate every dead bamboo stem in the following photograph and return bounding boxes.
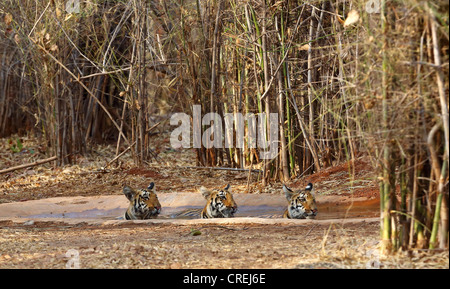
[0,156,57,174]
[180,166,262,173]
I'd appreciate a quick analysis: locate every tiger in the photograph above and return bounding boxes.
[200,184,238,218]
[122,182,161,220]
[282,183,318,219]
[169,184,237,219]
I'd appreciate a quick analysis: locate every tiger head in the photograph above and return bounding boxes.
[123,182,161,220]
[200,184,238,218]
[283,183,318,219]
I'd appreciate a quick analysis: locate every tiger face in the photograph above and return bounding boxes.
[283,183,318,219]
[123,182,161,220]
[200,184,237,218]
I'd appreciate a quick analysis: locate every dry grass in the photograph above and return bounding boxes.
[0,220,447,269]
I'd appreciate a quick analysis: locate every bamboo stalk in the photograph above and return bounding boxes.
[399,156,409,249]
[427,121,449,249]
[428,3,449,164]
[261,1,270,185]
[31,41,130,146]
[276,56,289,182]
[430,192,444,249]
[380,0,392,253]
[307,6,318,173]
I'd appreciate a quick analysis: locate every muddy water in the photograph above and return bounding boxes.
[26,208,125,219]
[0,193,379,221]
[315,200,379,220]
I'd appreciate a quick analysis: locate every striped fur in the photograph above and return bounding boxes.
[123,182,161,220]
[283,183,318,219]
[200,184,237,218]
[171,208,203,219]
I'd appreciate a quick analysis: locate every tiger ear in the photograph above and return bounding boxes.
[123,186,136,201]
[224,184,230,191]
[283,184,294,201]
[305,183,315,197]
[147,182,155,190]
[199,186,212,199]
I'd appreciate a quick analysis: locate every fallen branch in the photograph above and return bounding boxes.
[0,156,57,174]
[179,166,262,173]
[104,140,137,169]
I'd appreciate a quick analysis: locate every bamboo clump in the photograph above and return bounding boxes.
[0,0,448,251]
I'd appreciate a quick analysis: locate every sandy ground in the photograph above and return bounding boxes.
[0,134,448,269]
[0,217,448,269]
